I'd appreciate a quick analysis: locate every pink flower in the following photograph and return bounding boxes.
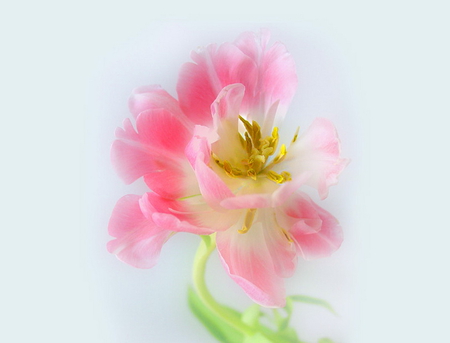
[108,31,348,307]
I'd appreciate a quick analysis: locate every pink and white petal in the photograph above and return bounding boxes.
[260,41,297,111]
[216,215,290,307]
[220,193,272,209]
[111,109,191,185]
[151,212,214,235]
[259,209,297,278]
[139,192,216,235]
[282,118,349,199]
[234,30,270,62]
[177,43,257,126]
[107,194,172,269]
[277,192,343,260]
[184,125,218,167]
[111,138,159,185]
[194,157,235,210]
[211,83,245,122]
[143,166,192,199]
[128,85,189,128]
[271,171,311,207]
[135,108,192,156]
[233,31,297,126]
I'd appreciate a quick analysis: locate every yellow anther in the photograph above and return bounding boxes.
[247,169,257,180]
[239,116,253,134]
[244,132,253,154]
[272,144,287,164]
[266,170,285,184]
[281,171,292,181]
[281,227,294,243]
[223,160,234,177]
[238,226,250,234]
[239,133,246,148]
[271,127,279,152]
[292,127,300,143]
[238,208,257,234]
[266,170,291,184]
[252,120,261,146]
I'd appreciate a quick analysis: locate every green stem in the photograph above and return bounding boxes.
[192,234,255,337]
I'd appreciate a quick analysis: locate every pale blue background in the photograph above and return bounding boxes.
[1,1,449,342]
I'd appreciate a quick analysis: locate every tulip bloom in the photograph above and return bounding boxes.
[108,31,348,307]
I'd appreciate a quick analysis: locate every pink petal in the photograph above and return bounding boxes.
[177,42,257,126]
[277,192,343,260]
[135,108,191,155]
[211,83,245,121]
[128,85,190,126]
[184,125,218,167]
[216,209,297,307]
[143,168,189,199]
[220,193,272,209]
[282,118,349,199]
[194,156,235,210]
[234,31,297,126]
[111,109,191,189]
[139,192,216,235]
[107,194,171,269]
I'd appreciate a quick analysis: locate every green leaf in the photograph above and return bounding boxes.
[241,304,261,327]
[318,338,335,343]
[243,332,274,343]
[288,295,337,315]
[187,287,244,343]
[257,325,305,343]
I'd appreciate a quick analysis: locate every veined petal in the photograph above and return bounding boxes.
[220,193,272,209]
[277,192,343,260]
[211,83,245,122]
[128,85,189,127]
[177,33,297,133]
[194,156,235,210]
[139,193,213,235]
[184,125,218,167]
[234,31,297,128]
[111,108,191,189]
[177,43,257,126]
[107,195,171,269]
[281,118,349,199]
[135,108,191,155]
[216,209,296,307]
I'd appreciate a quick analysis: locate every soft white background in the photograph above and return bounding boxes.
[1,1,449,343]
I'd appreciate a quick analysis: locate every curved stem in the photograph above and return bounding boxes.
[192,234,255,336]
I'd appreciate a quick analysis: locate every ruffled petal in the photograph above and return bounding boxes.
[234,31,297,127]
[111,109,192,198]
[277,192,343,260]
[138,193,213,235]
[216,209,297,307]
[281,118,349,199]
[107,195,171,269]
[194,156,235,210]
[177,41,257,126]
[128,85,191,127]
[211,83,245,121]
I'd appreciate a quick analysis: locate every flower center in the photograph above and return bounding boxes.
[212,116,293,184]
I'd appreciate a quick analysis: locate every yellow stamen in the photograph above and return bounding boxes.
[271,127,279,152]
[239,116,253,135]
[247,168,257,180]
[292,126,300,143]
[281,171,292,181]
[273,213,294,243]
[272,144,287,164]
[281,227,294,243]
[238,208,257,234]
